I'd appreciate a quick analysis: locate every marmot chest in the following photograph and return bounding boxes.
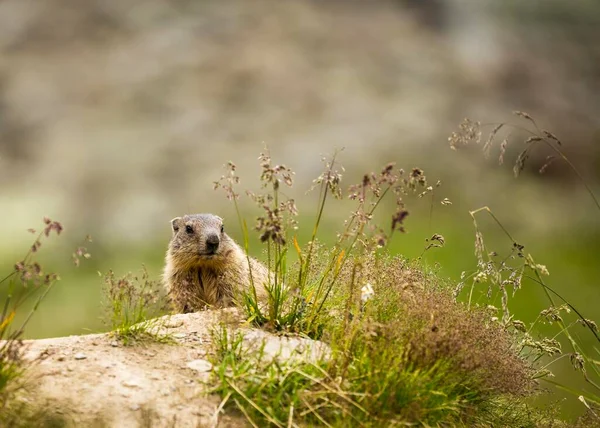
[191,268,233,306]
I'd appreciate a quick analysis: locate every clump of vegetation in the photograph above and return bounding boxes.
[0,218,64,405]
[364,257,532,396]
[0,218,88,425]
[209,150,551,426]
[209,257,545,426]
[449,112,600,422]
[102,266,171,345]
[0,399,71,428]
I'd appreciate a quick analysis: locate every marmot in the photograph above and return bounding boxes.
[163,213,269,313]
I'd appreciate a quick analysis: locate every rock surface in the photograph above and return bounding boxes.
[20,309,327,427]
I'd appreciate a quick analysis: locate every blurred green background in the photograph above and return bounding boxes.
[0,0,599,421]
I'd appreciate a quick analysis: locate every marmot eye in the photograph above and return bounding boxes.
[220,225,224,233]
[185,225,194,234]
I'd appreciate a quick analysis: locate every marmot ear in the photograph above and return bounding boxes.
[170,217,182,234]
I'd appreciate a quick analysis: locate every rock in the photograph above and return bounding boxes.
[164,319,184,328]
[122,379,141,388]
[241,330,329,365]
[185,359,212,373]
[74,353,87,360]
[173,333,187,339]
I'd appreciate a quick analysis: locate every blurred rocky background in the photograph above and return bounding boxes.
[0,0,599,418]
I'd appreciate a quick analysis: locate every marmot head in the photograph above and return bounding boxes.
[168,214,234,269]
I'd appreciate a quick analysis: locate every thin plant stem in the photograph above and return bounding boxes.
[524,273,600,344]
[301,152,340,291]
[308,185,393,330]
[481,121,600,213]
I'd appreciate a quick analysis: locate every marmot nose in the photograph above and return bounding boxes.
[206,234,220,254]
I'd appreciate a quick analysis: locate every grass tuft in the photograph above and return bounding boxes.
[0,218,90,421]
[102,266,171,345]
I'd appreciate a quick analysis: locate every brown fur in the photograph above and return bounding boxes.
[163,213,269,313]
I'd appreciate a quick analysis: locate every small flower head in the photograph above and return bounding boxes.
[214,161,241,201]
[361,283,375,304]
[448,118,481,150]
